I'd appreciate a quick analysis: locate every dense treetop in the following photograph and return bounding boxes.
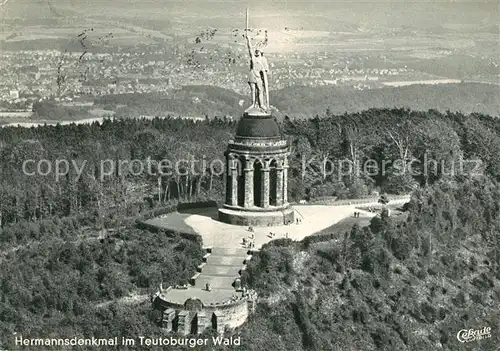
[0,107,499,350]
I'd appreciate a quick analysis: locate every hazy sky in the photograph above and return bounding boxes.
[1,0,498,29]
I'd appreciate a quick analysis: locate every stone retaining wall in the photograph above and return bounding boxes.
[153,294,253,334]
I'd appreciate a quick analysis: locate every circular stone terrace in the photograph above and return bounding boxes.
[145,197,410,306]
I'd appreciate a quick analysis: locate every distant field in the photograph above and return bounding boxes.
[5,34,62,42]
[3,81,496,128]
[382,79,462,87]
[2,27,158,48]
[0,111,33,118]
[87,82,500,120]
[272,82,500,118]
[4,26,131,41]
[0,116,112,128]
[88,108,115,117]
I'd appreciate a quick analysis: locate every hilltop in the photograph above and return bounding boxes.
[0,108,499,350]
[90,83,500,120]
[271,83,500,118]
[94,85,247,119]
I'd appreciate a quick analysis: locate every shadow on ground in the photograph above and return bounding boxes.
[177,206,219,221]
[144,206,222,236]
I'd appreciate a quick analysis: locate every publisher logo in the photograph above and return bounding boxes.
[456,326,492,343]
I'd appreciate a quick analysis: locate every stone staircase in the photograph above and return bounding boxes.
[194,275,238,289]
[191,247,250,290]
[200,265,241,276]
[205,255,247,266]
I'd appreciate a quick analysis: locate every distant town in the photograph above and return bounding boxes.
[0,45,452,111]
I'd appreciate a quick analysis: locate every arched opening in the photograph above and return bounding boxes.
[211,313,218,331]
[269,159,278,206]
[172,314,179,332]
[190,313,198,334]
[237,156,246,207]
[225,156,231,204]
[253,160,262,207]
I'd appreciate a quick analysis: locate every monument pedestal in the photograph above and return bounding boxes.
[218,205,294,227]
[218,108,293,227]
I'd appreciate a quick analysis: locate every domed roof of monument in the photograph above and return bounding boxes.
[235,107,281,139]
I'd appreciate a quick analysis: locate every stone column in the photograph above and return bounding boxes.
[244,158,254,208]
[161,308,176,332]
[177,311,191,335]
[213,311,224,334]
[283,158,289,205]
[225,155,231,204]
[261,166,270,208]
[276,162,284,206]
[230,163,238,207]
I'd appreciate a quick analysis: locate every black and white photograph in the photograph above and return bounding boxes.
[0,0,499,350]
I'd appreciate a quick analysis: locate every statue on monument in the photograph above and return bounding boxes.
[245,8,270,112]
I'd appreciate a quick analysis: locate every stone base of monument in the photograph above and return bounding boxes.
[218,205,295,226]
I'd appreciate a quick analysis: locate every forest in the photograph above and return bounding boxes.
[95,83,500,119]
[0,107,499,350]
[0,226,203,350]
[29,83,500,121]
[272,83,500,118]
[235,176,500,350]
[1,107,500,232]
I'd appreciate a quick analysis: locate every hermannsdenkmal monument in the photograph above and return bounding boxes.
[218,8,294,227]
[151,8,294,335]
[147,8,410,336]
